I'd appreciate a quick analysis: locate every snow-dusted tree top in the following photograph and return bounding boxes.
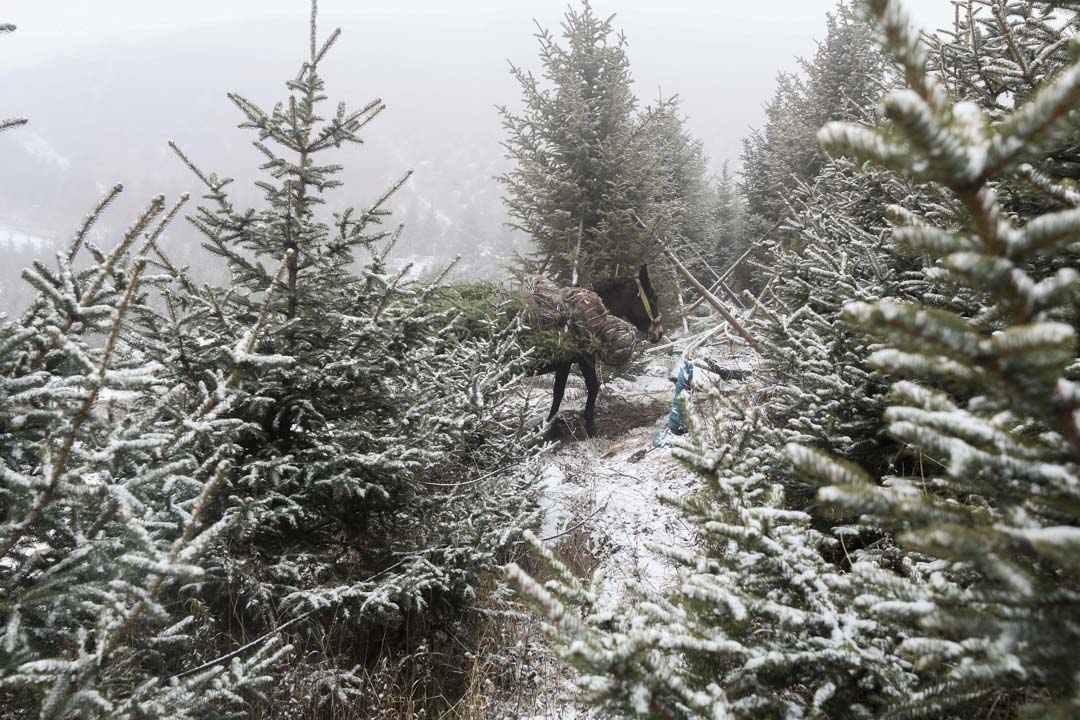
[498,0,698,290]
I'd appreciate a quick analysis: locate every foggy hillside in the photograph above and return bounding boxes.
[0,3,954,309]
[0,14,527,306]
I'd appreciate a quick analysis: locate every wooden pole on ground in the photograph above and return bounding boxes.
[673,276,691,334]
[718,280,747,309]
[630,211,764,354]
[688,248,747,309]
[745,275,777,321]
[685,218,783,313]
[645,322,727,356]
[664,247,764,355]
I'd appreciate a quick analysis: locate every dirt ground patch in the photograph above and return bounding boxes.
[551,394,670,441]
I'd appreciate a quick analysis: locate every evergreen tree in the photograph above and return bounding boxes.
[929,0,1077,116]
[0,188,287,718]
[498,0,674,283]
[754,158,937,490]
[927,2,1080,217]
[157,2,540,709]
[800,0,1080,715]
[742,1,889,222]
[711,163,749,275]
[645,97,720,283]
[742,72,815,223]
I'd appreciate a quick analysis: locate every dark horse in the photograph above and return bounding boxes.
[535,264,664,437]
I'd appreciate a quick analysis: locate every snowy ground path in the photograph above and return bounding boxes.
[531,361,698,610]
[513,340,756,717]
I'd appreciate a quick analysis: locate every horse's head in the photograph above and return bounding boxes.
[594,264,664,343]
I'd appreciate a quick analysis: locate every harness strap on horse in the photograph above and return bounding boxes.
[635,277,661,324]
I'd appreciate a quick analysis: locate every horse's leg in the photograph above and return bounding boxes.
[579,356,600,437]
[547,362,571,423]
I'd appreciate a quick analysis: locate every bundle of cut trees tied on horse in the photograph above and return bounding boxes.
[522,265,664,436]
[524,273,650,366]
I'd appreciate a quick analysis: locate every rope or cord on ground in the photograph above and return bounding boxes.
[169,558,407,681]
[541,504,608,542]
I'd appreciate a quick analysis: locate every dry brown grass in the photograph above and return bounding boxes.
[235,537,592,720]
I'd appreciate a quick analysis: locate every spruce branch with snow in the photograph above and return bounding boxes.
[1,23,27,133]
[795,0,1080,715]
[0,187,290,718]
[928,1,1079,119]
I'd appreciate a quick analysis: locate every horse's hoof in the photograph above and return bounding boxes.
[585,424,598,438]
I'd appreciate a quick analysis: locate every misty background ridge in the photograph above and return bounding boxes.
[0,2,953,310]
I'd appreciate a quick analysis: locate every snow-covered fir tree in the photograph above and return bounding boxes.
[753,158,938,493]
[929,0,1078,115]
[709,163,753,284]
[0,187,288,718]
[742,1,889,223]
[498,0,677,284]
[142,2,540,712]
[742,74,815,224]
[644,97,723,286]
[927,2,1080,225]
[729,0,938,489]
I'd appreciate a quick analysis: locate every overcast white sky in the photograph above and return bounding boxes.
[2,1,956,160]
[0,0,959,252]
[5,1,956,67]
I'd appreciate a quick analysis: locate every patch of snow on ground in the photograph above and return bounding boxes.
[508,335,758,717]
[537,408,697,610]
